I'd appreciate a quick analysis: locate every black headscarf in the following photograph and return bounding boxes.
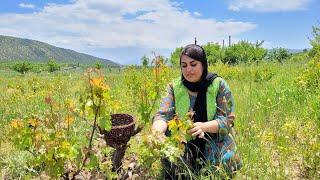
[180,44,218,170]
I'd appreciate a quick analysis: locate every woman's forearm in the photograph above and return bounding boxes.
[190,120,219,137]
[202,120,219,133]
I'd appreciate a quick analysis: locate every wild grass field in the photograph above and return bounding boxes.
[0,53,319,179]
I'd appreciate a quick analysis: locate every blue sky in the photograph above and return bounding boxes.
[0,0,319,64]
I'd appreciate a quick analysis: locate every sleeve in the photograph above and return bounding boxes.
[214,79,236,141]
[153,83,175,123]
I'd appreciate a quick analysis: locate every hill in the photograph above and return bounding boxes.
[0,35,120,67]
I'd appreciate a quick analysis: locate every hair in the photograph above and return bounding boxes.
[180,44,208,78]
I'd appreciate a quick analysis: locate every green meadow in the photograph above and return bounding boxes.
[0,52,319,179]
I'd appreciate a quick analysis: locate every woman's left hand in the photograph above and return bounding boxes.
[188,122,205,138]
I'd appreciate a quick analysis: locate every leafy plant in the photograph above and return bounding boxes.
[266,48,290,63]
[124,55,171,124]
[94,61,102,69]
[13,61,33,74]
[169,47,183,67]
[308,23,320,57]
[296,53,320,90]
[223,40,266,64]
[47,59,60,72]
[253,66,275,82]
[203,42,224,65]
[141,55,150,67]
[6,68,117,178]
[129,112,195,177]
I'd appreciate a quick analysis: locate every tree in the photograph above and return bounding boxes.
[253,40,267,62]
[95,61,102,69]
[141,55,150,67]
[13,61,33,74]
[203,42,223,65]
[309,23,320,57]
[223,41,266,64]
[47,59,60,72]
[266,48,290,63]
[169,47,183,67]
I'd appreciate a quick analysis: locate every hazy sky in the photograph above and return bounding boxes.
[0,0,319,64]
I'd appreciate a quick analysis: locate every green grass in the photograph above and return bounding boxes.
[0,57,319,179]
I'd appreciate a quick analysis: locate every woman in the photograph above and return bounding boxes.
[152,44,241,178]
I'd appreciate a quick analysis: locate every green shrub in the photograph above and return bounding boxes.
[95,61,102,69]
[296,23,320,90]
[308,23,320,58]
[266,48,291,63]
[13,61,33,74]
[203,42,224,65]
[169,47,183,67]
[47,59,60,72]
[223,41,266,64]
[141,55,150,67]
[296,54,320,90]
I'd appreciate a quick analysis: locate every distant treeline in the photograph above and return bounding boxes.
[169,41,308,66]
[138,40,309,67]
[0,60,121,74]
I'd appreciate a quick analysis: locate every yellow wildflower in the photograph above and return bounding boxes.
[11,119,23,129]
[28,118,38,127]
[65,116,74,125]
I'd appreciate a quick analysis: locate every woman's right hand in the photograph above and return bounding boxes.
[188,122,206,138]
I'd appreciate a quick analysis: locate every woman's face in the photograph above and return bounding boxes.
[181,54,203,83]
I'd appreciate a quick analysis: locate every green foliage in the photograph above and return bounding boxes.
[7,98,85,178]
[253,66,275,82]
[124,60,171,124]
[1,39,320,179]
[95,61,103,69]
[0,147,33,178]
[98,116,112,132]
[31,63,45,73]
[309,23,320,57]
[141,55,150,67]
[47,59,60,72]
[297,23,320,90]
[296,54,320,90]
[130,113,195,177]
[267,48,290,63]
[167,112,195,146]
[80,68,117,129]
[4,68,118,178]
[288,52,309,63]
[152,55,167,66]
[223,41,266,64]
[169,47,183,67]
[170,41,267,66]
[12,61,33,74]
[203,42,224,65]
[209,62,242,80]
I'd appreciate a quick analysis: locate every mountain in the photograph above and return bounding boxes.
[287,49,306,54]
[0,35,120,67]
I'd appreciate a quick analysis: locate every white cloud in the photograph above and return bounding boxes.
[19,3,35,9]
[0,0,256,64]
[229,0,312,12]
[194,11,201,16]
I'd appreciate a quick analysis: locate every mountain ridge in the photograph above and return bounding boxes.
[0,35,120,67]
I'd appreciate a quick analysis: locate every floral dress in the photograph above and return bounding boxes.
[154,78,242,175]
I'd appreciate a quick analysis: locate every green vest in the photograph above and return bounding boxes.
[172,77,222,120]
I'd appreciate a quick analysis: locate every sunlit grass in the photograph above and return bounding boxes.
[0,57,319,178]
